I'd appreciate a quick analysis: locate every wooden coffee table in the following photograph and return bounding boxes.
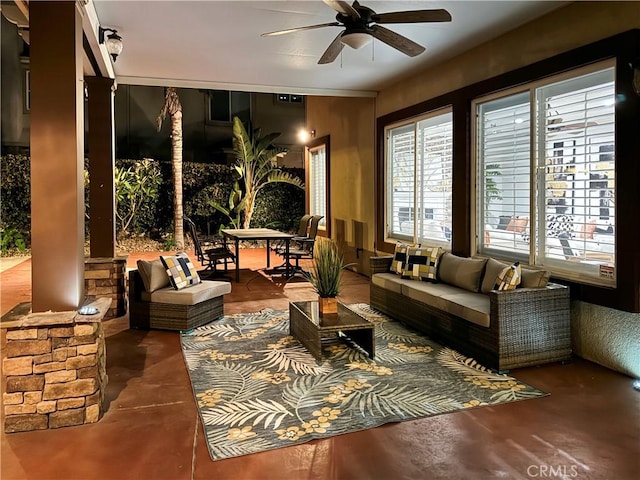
[289,301,375,361]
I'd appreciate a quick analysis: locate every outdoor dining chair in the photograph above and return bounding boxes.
[184,216,236,280]
[284,215,324,277]
[272,214,312,255]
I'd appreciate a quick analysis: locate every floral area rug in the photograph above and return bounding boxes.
[180,304,547,461]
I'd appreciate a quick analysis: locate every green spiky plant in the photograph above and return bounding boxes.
[213,116,304,229]
[303,238,349,298]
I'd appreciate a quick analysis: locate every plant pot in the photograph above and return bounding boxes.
[318,297,338,315]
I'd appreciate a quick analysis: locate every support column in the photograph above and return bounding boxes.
[86,77,117,258]
[30,1,85,312]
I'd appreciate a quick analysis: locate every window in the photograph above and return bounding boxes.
[208,90,251,124]
[475,61,616,286]
[308,143,327,228]
[385,108,453,246]
[275,93,304,104]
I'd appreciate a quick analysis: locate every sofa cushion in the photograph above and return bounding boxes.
[401,281,467,312]
[372,272,407,294]
[494,262,521,291]
[141,280,231,305]
[480,258,509,294]
[437,253,487,293]
[160,253,201,290]
[402,281,490,328]
[137,259,171,293]
[403,246,443,281]
[520,268,551,288]
[390,243,412,276]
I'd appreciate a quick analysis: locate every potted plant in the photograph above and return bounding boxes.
[303,238,349,315]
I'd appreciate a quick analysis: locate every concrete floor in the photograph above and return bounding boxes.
[1,249,638,479]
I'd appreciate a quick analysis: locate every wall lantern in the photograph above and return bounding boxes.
[99,27,123,62]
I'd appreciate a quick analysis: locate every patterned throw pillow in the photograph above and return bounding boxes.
[494,262,522,291]
[546,214,574,238]
[390,243,411,276]
[402,246,443,281]
[160,253,201,290]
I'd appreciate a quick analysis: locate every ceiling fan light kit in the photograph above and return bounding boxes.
[261,0,451,64]
[341,31,371,49]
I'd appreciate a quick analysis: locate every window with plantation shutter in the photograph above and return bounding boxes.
[476,91,531,258]
[386,108,452,247]
[475,60,616,286]
[308,144,327,228]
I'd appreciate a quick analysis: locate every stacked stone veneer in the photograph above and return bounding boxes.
[84,257,127,319]
[2,305,108,433]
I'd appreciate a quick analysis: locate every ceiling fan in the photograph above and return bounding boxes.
[261,0,452,64]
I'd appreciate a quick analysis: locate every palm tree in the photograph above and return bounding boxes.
[231,116,304,229]
[156,87,184,249]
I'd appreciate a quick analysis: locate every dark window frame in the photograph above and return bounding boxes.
[376,29,640,312]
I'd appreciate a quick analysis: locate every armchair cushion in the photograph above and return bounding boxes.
[137,259,170,293]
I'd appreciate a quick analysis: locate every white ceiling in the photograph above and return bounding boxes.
[93,0,565,97]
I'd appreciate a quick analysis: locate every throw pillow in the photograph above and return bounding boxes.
[494,262,522,291]
[390,243,412,276]
[506,216,529,233]
[496,215,512,230]
[402,246,444,281]
[137,259,171,293]
[160,253,201,290]
[546,214,574,238]
[578,219,597,239]
[438,253,487,293]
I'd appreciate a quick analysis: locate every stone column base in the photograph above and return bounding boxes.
[1,297,110,433]
[84,256,127,319]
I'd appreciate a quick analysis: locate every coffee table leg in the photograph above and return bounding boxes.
[345,328,375,359]
[290,314,322,361]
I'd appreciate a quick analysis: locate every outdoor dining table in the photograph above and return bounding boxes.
[221,228,295,282]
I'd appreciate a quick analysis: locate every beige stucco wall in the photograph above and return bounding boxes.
[572,302,640,378]
[306,2,640,377]
[306,95,375,274]
[377,1,640,117]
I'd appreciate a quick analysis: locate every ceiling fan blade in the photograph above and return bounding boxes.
[318,32,345,64]
[261,22,341,37]
[372,9,452,24]
[323,0,360,18]
[370,25,425,57]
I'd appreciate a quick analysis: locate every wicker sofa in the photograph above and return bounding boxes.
[369,252,571,371]
[129,258,231,331]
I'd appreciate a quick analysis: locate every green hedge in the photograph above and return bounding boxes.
[1,154,31,251]
[0,154,304,249]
